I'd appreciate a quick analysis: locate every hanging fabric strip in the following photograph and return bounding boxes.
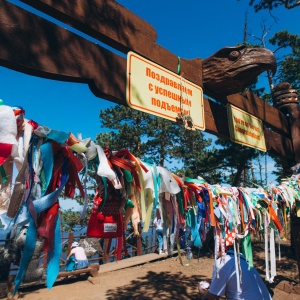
[189,207,202,247]
[14,174,68,226]
[269,228,276,282]
[239,189,255,220]
[0,165,7,182]
[26,142,38,226]
[40,141,54,196]
[278,233,281,261]
[142,188,154,232]
[116,236,123,261]
[152,163,160,210]
[241,233,253,269]
[46,130,69,144]
[176,238,190,266]
[268,203,283,233]
[6,148,29,218]
[13,218,37,296]
[264,214,270,282]
[96,145,116,181]
[80,153,88,219]
[214,227,220,278]
[139,160,154,224]
[233,240,241,292]
[208,189,216,226]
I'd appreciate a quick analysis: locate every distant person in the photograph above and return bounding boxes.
[198,249,272,300]
[66,241,88,270]
[153,208,165,254]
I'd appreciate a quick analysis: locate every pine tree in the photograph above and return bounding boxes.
[240,0,300,11]
[95,105,152,157]
[170,128,222,183]
[269,30,300,90]
[213,139,259,186]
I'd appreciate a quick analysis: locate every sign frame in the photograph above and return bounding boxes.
[227,104,266,152]
[126,51,205,130]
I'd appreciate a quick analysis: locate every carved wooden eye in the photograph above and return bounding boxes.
[228,51,240,60]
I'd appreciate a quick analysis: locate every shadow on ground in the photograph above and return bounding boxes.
[251,240,299,293]
[17,274,89,298]
[105,271,209,300]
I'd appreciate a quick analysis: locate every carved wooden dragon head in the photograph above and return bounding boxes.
[202,45,277,98]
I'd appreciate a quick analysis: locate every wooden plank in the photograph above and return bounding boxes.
[20,0,203,88]
[0,0,126,105]
[21,0,158,52]
[264,128,294,160]
[227,92,290,136]
[203,98,230,139]
[0,2,224,139]
[57,264,99,278]
[288,105,300,163]
[98,251,177,274]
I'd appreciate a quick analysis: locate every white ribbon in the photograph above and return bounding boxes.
[80,153,88,219]
[157,166,180,194]
[96,145,116,181]
[264,214,270,282]
[269,228,276,282]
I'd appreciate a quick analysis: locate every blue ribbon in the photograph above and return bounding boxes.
[40,141,54,196]
[188,208,202,248]
[14,176,68,226]
[46,130,69,144]
[13,218,37,295]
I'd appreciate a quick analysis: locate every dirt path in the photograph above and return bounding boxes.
[12,242,300,299]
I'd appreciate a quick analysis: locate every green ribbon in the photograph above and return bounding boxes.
[123,169,133,183]
[0,165,7,183]
[241,233,253,269]
[185,177,206,184]
[177,56,181,75]
[124,198,135,209]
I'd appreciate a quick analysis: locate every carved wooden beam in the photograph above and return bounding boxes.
[20,0,203,88]
[227,92,290,136]
[264,128,294,160]
[272,84,300,163]
[0,0,126,104]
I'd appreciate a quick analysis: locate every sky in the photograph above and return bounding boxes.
[1,0,299,183]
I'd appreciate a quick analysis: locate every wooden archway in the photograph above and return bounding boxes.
[0,0,300,288]
[0,0,299,171]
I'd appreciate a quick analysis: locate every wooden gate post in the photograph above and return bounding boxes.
[273,82,300,280]
[136,222,143,256]
[67,231,74,255]
[291,216,300,281]
[272,82,300,166]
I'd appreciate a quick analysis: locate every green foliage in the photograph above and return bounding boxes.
[61,209,85,232]
[269,30,300,90]
[60,165,97,231]
[96,104,215,171]
[170,129,222,182]
[144,117,184,166]
[214,139,259,186]
[240,0,300,11]
[96,105,152,157]
[268,152,287,182]
[96,104,220,180]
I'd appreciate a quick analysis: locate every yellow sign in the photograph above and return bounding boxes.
[227,104,266,152]
[126,52,205,130]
